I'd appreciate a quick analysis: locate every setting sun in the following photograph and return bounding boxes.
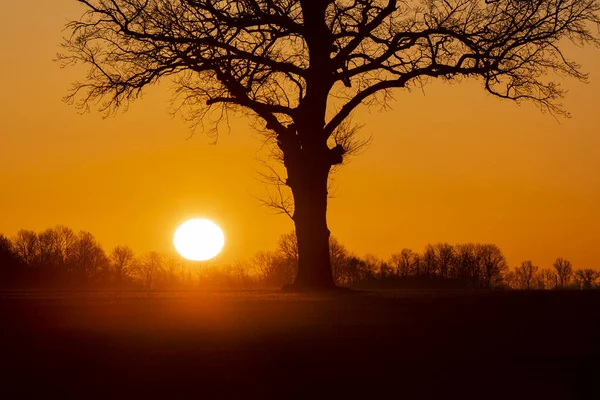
[174,219,225,261]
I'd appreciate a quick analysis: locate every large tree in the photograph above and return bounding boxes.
[60,0,600,290]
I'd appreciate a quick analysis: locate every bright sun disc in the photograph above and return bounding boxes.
[174,219,225,261]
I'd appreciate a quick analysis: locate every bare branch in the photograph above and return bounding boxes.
[61,0,600,178]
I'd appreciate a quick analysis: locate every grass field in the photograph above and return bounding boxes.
[1,290,599,398]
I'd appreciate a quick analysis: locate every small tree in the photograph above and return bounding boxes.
[329,237,353,286]
[515,260,538,290]
[390,248,419,277]
[433,243,455,280]
[539,268,559,290]
[61,0,600,290]
[37,228,63,276]
[251,250,295,287]
[0,234,22,286]
[574,269,599,289]
[478,244,508,289]
[422,244,438,278]
[12,229,39,267]
[110,245,136,284]
[553,257,574,288]
[454,243,478,282]
[53,225,78,280]
[139,251,164,289]
[74,231,108,284]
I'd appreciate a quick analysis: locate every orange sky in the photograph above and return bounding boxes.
[1,1,599,270]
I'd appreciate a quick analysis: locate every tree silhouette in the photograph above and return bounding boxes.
[433,243,454,280]
[328,237,350,285]
[60,0,600,290]
[0,234,22,287]
[478,244,508,289]
[422,244,438,277]
[74,231,108,283]
[7,224,598,291]
[51,225,78,282]
[390,248,419,277]
[110,245,136,285]
[515,260,538,289]
[553,257,573,288]
[139,251,164,289]
[539,268,558,289]
[38,228,62,275]
[13,229,39,267]
[574,268,599,289]
[454,243,477,282]
[252,250,293,287]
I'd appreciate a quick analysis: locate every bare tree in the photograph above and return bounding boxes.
[278,232,299,266]
[252,251,277,286]
[329,236,353,286]
[454,243,478,282]
[164,256,183,287]
[75,231,108,283]
[574,269,599,289]
[12,230,39,266]
[110,245,136,284]
[37,228,69,280]
[60,0,600,290]
[139,251,164,289]
[503,270,518,289]
[52,225,78,278]
[231,260,255,288]
[477,244,508,289]
[390,248,418,277]
[539,268,559,290]
[388,253,403,277]
[251,250,295,287]
[422,244,438,277]
[433,243,454,280]
[362,254,387,277]
[515,260,538,290]
[0,234,21,286]
[553,257,574,288]
[0,235,15,262]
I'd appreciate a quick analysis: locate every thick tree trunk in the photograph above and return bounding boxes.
[288,161,336,291]
[275,0,336,291]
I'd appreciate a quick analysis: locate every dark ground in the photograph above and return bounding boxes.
[1,290,599,399]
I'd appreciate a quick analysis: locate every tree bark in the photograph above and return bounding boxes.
[287,159,336,291]
[282,1,336,291]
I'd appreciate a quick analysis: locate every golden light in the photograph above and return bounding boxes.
[174,219,225,261]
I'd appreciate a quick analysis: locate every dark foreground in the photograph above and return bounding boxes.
[1,290,599,399]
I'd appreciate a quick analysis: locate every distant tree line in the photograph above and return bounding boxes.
[1,226,598,290]
[0,226,187,290]
[506,258,600,290]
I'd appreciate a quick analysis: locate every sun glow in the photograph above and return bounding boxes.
[174,219,225,261]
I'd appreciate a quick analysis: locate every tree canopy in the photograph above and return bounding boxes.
[61,0,600,131]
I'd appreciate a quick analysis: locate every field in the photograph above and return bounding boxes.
[1,290,599,398]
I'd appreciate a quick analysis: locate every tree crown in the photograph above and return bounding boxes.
[60,0,600,145]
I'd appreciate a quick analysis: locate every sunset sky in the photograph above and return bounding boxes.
[1,1,599,270]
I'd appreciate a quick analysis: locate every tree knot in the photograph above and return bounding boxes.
[329,144,346,165]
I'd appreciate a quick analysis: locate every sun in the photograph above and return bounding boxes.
[174,219,225,261]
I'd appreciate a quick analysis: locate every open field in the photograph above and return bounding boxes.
[1,290,599,398]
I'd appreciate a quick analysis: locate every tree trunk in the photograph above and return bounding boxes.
[288,160,336,291]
